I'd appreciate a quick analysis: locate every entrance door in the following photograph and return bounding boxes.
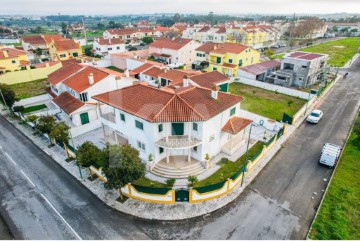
[171,123,184,136]
[80,112,89,125]
[175,189,189,202]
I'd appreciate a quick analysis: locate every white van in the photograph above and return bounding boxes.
[319,143,342,168]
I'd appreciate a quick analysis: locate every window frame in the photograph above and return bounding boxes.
[135,120,144,130]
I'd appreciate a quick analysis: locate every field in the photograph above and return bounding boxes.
[299,38,360,66]
[309,114,360,240]
[229,83,307,121]
[10,78,48,99]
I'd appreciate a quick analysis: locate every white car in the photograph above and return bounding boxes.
[307,109,323,124]
[278,43,287,47]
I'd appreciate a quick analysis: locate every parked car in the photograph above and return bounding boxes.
[271,44,280,49]
[278,43,287,47]
[319,143,342,168]
[307,109,323,124]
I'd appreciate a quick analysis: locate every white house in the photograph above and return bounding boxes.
[47,63,135,137]
[93,81,252,178]
[149,37,200,66]
[93,37,126,59]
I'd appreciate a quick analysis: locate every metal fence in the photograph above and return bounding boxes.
[132,184,171,195]
[194,180,227,194]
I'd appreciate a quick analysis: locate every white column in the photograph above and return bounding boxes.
[188,148,191,163]
[166,123,169,142]
[188,123,191,141]
[114,131,118,144]
[166,148,169,164]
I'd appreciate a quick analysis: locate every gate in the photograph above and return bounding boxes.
[282,113,293,125]
[175,189,189,202]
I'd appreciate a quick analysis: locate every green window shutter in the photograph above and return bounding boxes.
[216,57,221,63]
[159,147,164,154]
[239,59,243,66]
[135,120,144,130]
[158,124,163,132]
[213,67,217,71]
[229,59,233,63]
[120,113,125,121]
[80,112,89,125]
[230,107,236,116]
[193,123,198,131]
[171,123,184,135]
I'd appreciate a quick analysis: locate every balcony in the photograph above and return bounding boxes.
[101,112,116,123]
[155,135,202,149]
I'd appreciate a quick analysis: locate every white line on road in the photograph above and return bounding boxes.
[4,152,17,166]
[40,194,82,240]
[20,170,36,187]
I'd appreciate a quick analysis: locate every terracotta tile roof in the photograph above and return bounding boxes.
[210,43,249,55]
[240,60,280,75]
[198,26,210,32]
[62,66,110,93]
[222,63,238,68]
[131,63,154,75]
[287,52,326,61]
[48,63,84,86]
[93,84,243,123]
[45,87,57,98]
[21,35,46,45]
[216,27,227,34]
[95,37,124,45]
[189,71,229,89]
[172,24,187,32]
[43,34,64,45]
[158,69,200,85]
[52,92,85,115]
[53,39,80,51]
[106,28,137,35]
[154,26,170,32]
[142,66,165,78]
[222,116,252,135]
[195,43,219,54]
[19,60,30,66]
[0,48,27,59]
[150,38,192,50]
[33,60,60,68]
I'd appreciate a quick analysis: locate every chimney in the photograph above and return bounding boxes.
[164,69,168,73]
[3,50,8,58]
[115,76,121,80]
[172,37,176,41]
[88,73,94,85]
[183,75,189,87]
[109,38,111,44]
[211,85,219,99]
[124,68,129,77]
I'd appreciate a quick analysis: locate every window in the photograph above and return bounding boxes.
[80,92,88,102]
[72,52,78,57]
[120,113,125,122]
[135,120,144,130]
[11,60,16,64]
[209,134,215,142]
[159,147,164,154]
[193,123,198,131]
[229,59,233,64]
[216,57,221,64]
[137,140,145,151]
[238,59,243,66]
[213,67,217,71]
[70,89,76,96]
[116,46,120,50]
[108,47,112,51]
[230,107,236,116]
[59,54,67,58]
[302,65,308,69]
[158,124,163,132]
[193,146,197,152]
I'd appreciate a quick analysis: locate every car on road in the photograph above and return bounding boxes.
[271,44,280,49]
[307,109,323,124]
[278,43,286,47]
[319,143,342,168]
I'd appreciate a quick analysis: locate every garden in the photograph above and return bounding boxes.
[8,78,48,99]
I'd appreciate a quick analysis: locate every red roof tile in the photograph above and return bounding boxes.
[131,63,155,75]
[222,116,252,135]
[189,71,229,89]
[210,43,249,55]
[54,39,80,51]
[287,52,326,61]
[0,48,27,59]
[95,37,124,45]
[52,92,85,115]
[195,43,219,54]
[48,63,84,86]
[21,35,46,45]
[93,84,243,123]
[142,66,165,78]
[150,38,192,50]
[158,69,200,85]
[43,34,64,45]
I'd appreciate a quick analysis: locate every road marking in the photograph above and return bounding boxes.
[4,152,17,166]
[40,194,82,240]
[20,170,36,187]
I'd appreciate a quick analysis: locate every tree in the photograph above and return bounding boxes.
[141,36,153,45]
[263,49,275,59]
[77,141,102,168]
[49,121,70,146]
[97,23,105,29]
[35,26,43,34]
[187,175,198,187]
[13,106,24,113]
[37,115,56,144]
[61,22,67,36]
[293,17,325,39]
[229,31,245,44]
[165,30,178,38]
[166,178,176,188]
[0,84,16,108]
[173,13,181,23]
[27,115,39,131]
[103,144,145,195]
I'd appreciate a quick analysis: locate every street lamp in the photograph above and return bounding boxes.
[0,88,8,110]
[68,128,83,180]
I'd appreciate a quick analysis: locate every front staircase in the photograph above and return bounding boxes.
[151,158,206,179]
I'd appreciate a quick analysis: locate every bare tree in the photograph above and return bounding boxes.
[229,31,245,44]
[293,17,325,39]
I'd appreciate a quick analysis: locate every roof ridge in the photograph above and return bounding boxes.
[152,95,177,121]
[176,92,205,120]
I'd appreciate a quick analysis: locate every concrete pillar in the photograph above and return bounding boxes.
[188,148,191,163]
[114,131,118,144]
[188,123,191,141]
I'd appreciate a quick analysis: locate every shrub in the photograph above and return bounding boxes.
[13,105,25,113]
[188,175,198,187]
[166,178,176,188]
[288,100,294,107]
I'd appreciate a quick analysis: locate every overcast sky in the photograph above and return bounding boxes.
[1,0,359,15]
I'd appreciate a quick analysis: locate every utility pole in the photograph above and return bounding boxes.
[68,129,83,180]
[0,88,8,110]
[82,18,88,46]
[289,13,296,51]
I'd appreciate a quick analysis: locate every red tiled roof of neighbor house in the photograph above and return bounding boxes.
[95,37,124,45]
[210,42,249,55]
[154,26,170,32]
[48,63,84,86]
[172,24,187,32]
[22,35,47,45]
[286,52,326,61]
[93,84,243,123]
[33,60,60,68]
[62,66,110,93]
[0,48,27,59]
[222,116,252,135]
[222,63,238,68]
[131,63,155,75]
[43,34,64,45]
[198,26,210,32]
[19,60,30,66]
[45,87,57,98]
[106,28,138,35]
[53,39,80,51]
[158,69,200,85]
[216,27,227,34]
[149,38,192,50]
[195,42,219,53]
[52,92,85,115]
[239,60,281,75]
[142,66,165,78]
[189,71,229,89]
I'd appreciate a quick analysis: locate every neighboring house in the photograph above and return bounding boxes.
[149,37,200,66]
[266,52,328,87]
[238,60,281,81]
[49,39,82,61]
[193,42,219,70]
[157,69,200,86]
[189,71,231,92]
[0,46,30,74]
[68,23,85,33]
[21,35,50,61]
[103,28,155,43]
[138,66,165,85]
[193,26,227,43]
[93,37,126,59]
[208,42,261,77]
[46,63,135,136]
[93,82,252,177]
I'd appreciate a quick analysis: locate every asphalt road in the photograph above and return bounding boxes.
[0,58,359,239]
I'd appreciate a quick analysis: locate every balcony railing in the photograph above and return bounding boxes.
[155,135,202,149]
[101,112,116,123]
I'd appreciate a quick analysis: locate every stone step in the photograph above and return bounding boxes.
[151,164,206,178]
[155,162,204,172]
[151,168,205,179]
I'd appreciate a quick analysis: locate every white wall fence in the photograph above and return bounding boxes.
[0,38,20,44]
[70,119,102,138]
[14,94,49,108]
[83,59,112,68]
[232,77,316,100]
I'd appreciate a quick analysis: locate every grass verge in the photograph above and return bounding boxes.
[309,113,360,240]
[10,78,48,99]
[229,83,306,121]
[21,104,47,114]
[106,66,124,73]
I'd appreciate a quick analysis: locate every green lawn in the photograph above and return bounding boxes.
[21,104,47,114]
[134,177,169,188]
[106,66,124,73]
[309,114,360,240]
[71,30,103,38]
[299,38,360,67]
[270,53,285,59]
[10,78,48,99]
[195,142,264,187]
[229,83,307,121]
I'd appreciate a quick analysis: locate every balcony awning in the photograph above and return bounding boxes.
[222,116,252,135]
